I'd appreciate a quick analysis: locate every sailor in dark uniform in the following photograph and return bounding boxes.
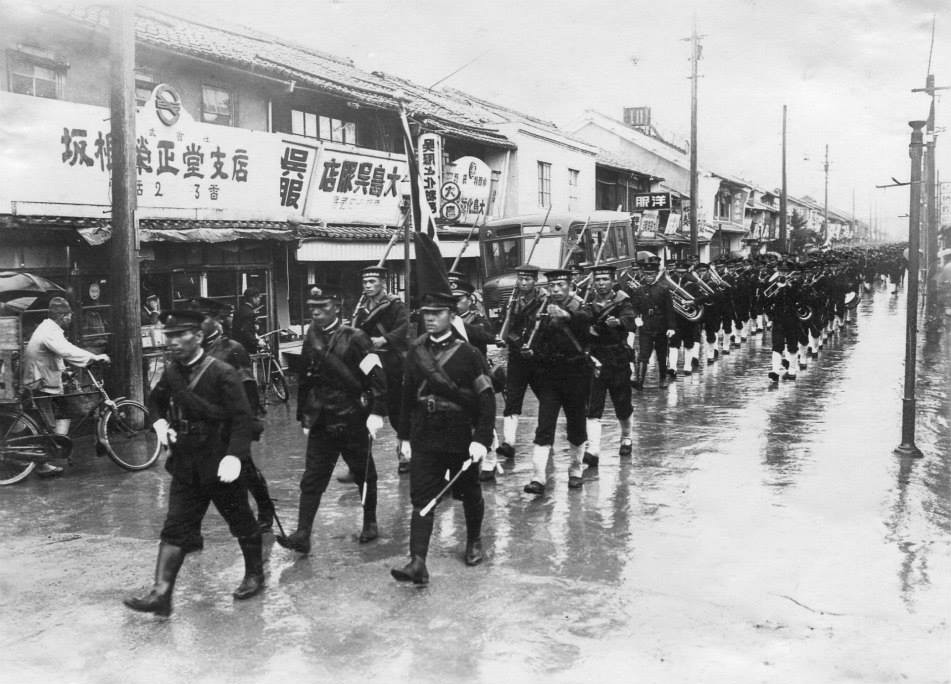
[353,265,410,473]
[629,256,676,390]
[390,292,495,585]
[123,310,263,617]
[582,264,636,467]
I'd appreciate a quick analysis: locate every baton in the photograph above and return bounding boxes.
[251,461,287,539]
[420,458,473,517]
[362,434,373,506]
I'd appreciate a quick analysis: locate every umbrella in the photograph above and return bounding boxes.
[0,271,66,314]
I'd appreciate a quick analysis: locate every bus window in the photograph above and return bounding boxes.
[484,238,520,279]
[525,235,562,270]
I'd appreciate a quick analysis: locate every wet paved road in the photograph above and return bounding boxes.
[1,284,949,684]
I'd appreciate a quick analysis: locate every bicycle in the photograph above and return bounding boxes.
[0,364,160,485]
[250,329,289,403]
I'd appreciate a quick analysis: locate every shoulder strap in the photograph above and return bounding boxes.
[434,338,465,369]
[187,355,216,391]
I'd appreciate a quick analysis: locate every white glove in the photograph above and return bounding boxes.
[153,418,173,447]
[366,414,384,439]
[666,329,676,338]
[302,427,310,437]
[635,316,644,328]
[468,441,487,464]
[398,440,412,461]
[217,455,242,483]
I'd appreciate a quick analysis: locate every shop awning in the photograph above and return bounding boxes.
[715,223,749,235]
[138,219,322,243]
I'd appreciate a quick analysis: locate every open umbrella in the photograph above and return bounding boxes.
[0,271,66,314]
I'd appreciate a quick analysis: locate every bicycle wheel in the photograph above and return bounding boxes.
[268,358,289,402]
[98,400,160,471]
[0,411,42,485]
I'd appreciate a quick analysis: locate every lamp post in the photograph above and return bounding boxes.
[894,120,926,458]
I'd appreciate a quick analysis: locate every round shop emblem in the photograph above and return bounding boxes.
[153,83,182,127]
[440,202,461,221]
[440,182,461,202]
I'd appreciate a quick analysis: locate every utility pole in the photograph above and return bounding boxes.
[894,120,926,459]
[108,2,143,403]
[685,23,704,258]
[780,105,788,250]
[823,144,830,243]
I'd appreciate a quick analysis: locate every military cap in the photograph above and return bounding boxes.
[159,309,206,335]
[452,281,476,297]
[446,270,465,284]
[544,268,572,282]
[514,264,540,277]
[693,262,710,270]
[419,291,458,311]
[590,264,617,277]
[361,265,389,280]
[641,255,662,271]
[306,289,341,306]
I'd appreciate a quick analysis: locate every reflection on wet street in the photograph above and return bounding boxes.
[1,284,948,683]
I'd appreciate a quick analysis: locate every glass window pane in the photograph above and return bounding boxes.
[319,115,331,140]
[291,109,304,135]
[343,121,356,144]
[305,112,317,137]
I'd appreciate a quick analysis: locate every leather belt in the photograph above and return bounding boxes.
[173,419,211,436]
[417,395,464,414]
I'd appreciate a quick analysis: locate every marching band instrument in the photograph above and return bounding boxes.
[657,269,703,322]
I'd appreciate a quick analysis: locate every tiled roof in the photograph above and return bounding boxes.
[43,4,514,149]
[595,148,662,179]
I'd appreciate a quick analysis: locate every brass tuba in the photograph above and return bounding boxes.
[657,269,703,322]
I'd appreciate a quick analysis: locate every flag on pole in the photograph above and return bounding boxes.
[397,105,439,241]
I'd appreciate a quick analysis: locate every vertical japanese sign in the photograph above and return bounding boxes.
[418,133,442,216]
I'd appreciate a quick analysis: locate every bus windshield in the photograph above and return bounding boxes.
[483,235,563,279]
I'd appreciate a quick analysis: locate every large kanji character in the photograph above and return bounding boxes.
[232,149,249,182]
[319,158,341,192]
[136,136,153,175]
[336,160,358,193]
[60,128,94,167]
[156,140,180,176]
[183,143,204,179]
[210,146,229,179]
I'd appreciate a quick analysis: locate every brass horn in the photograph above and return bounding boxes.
[658,269,703,322]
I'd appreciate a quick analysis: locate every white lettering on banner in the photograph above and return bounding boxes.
[0,90,321,220]
[639,210,659,235]
[445,156,491,225]
[664,212,681,235]
[633,192,669,210]
[304,144,408,224]
[418,133,442,216]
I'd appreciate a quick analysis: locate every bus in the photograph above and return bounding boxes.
[478,210,635,321]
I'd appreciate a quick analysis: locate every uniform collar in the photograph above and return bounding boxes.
[428,330,454,347]
[322,318,341,334]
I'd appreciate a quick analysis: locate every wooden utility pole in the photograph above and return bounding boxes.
[686,24,703,258]
[109,2,142,402]
[823,144,830,243]
[894,120,926,458]
[780,105,788,249]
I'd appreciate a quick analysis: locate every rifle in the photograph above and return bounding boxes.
[449,210,485,273]
[352,229,401,320]
[560,216,591,269]
[583,219,614,304]
[498,205,552,344]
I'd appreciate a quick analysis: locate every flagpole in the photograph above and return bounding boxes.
[397,102,418,308]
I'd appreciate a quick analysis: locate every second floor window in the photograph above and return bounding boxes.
[202,85,234,126]
[537,161,552,208]
[8,51,64,99]
[291,109,356,144]
[134,68,158,107]
[716,192,732,221]
[568,168,579,209]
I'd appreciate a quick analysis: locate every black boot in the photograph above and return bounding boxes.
[233,535,265,600]
[276,491,320,554]
[123,542,186,617]
[248,467,275,533]
[391,510,432,584]
[632,362,647,391]
[463,498,484,566]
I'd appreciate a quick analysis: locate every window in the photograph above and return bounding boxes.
[291,109,356,144]
[537,161,551,208]
[568,168,580,211]
[134,68,158,107]
[716,192,732,221]
[201,85,234,126]
[8,50,64,99]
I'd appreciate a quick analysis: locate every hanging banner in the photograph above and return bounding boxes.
[0,89,320,220]
[639,209,660,235]
[664,211,681,235]
[417,133,442,216]
[445,155,491,224]
[303,143,408,224]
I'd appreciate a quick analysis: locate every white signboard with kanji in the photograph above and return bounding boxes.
[303,143,408,225]
[0,89,318,220]
[446,156,491,225]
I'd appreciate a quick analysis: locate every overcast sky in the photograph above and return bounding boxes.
[145,0,948,239]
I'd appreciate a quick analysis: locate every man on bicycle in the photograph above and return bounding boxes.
[21,296,109,476]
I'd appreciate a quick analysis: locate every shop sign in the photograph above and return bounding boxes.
[639,209,660,235]
[664,212,681,235]
[445,156,491,224]
[418,133,442,216]
[0,89,318,220]
[632,192,670,210]
[304,144,408,224]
